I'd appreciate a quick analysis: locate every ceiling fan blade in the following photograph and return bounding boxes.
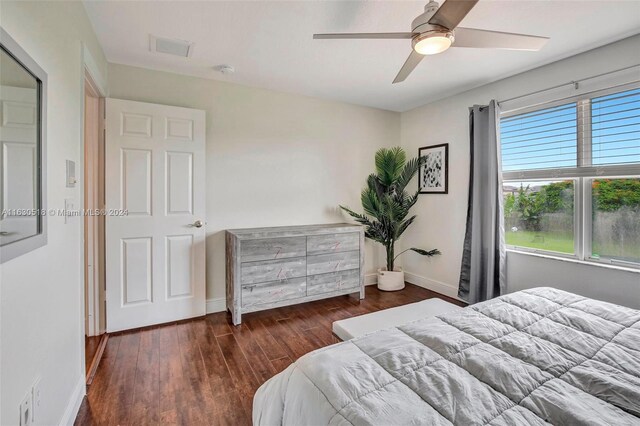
[313,32,416,40]
[429,0,479,30]
[454,27,549,50]
[393,50,424,84]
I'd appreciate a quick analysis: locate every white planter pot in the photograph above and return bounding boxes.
[377,267,405,291]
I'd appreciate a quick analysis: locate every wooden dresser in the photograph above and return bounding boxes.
[225,224,365,325]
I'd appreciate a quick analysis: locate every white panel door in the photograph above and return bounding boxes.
[105,98,206,332]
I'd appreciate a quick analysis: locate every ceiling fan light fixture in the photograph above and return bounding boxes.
[412,31,454,55]
[313,0,548,84]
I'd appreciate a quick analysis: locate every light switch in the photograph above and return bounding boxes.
[66,159,76,187]
[64,198,75,224]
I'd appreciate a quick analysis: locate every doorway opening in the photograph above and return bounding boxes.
[83,70,107,385]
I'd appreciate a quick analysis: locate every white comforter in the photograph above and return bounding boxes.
[253,287,640,425]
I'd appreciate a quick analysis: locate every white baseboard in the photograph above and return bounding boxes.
[59,375,85,426]
[364,273,377,286]
[404,271,464,302]
[206,297,227,314]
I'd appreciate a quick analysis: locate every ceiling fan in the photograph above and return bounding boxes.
[314,0,549,83]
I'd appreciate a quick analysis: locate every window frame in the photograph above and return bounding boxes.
[501,81,640,269]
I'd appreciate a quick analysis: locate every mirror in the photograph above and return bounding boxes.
[0,28,47,262]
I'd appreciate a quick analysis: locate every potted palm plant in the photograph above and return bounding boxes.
[340,147,440,291]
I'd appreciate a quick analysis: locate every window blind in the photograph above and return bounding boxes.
[500,86,640,172]
[590,87,640,166]
[501,103,577,172]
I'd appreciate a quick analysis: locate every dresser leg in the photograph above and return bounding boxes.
[231,308,241,326]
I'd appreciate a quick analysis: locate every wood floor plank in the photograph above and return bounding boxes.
[215,332,261,393]
[215,333,261,418]
[158,324,188,422]
[290,302,328,331]
[129,328,160,425]
[199,319,235,398]
[229,323,278,382]
[287,314,331,349]
[176,320,216,425]
[242,315,288,361]
[101,332,141,425]
[74,284,463,425]
[209,390,252,426]
[305,325,334,347]
[259,315,315,359]
[303,300,337,331]
[74,334,123,425]
[208,312,233,336]
[270,356,294,374]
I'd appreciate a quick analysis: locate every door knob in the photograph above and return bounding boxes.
[190,220,204,228]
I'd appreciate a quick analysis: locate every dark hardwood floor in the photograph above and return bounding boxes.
[74,284,463,426]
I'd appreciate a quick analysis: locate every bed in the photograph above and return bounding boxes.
[253,287,640,425]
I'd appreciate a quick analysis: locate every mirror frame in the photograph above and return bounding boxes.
[0,27,48,263]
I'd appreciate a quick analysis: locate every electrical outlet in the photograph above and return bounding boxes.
[19,392,33,426]
[32,378,42,423]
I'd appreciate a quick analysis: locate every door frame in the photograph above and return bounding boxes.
[83,75,105,337]
[79,43,107,385]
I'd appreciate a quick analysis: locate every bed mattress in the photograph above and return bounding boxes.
[253,287,640,425]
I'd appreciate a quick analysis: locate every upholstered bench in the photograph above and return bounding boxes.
[332,298,463,341]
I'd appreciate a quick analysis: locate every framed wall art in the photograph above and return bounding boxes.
[418,143,448,194]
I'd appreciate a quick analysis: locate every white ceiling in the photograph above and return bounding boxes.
[84,0,640,112]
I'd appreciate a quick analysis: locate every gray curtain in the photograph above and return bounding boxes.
[458,100,506,304]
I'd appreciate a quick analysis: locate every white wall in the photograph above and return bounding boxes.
[0,1,108,425]
[507,252,640,308]
[107,63,398,305]
[400,34,640,308]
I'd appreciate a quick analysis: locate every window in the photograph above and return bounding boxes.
[500,84,640,267]
[504,180,574,255]
[591,178,640,264]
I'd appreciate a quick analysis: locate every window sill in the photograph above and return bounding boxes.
[506,248,640,274]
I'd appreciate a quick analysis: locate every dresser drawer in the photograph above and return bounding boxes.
[242,277,306,308]
[241,257,306,285]
[241,237,306,262]
[306,250,359,276]
[307,232,360,256]
[307,269,360,296]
